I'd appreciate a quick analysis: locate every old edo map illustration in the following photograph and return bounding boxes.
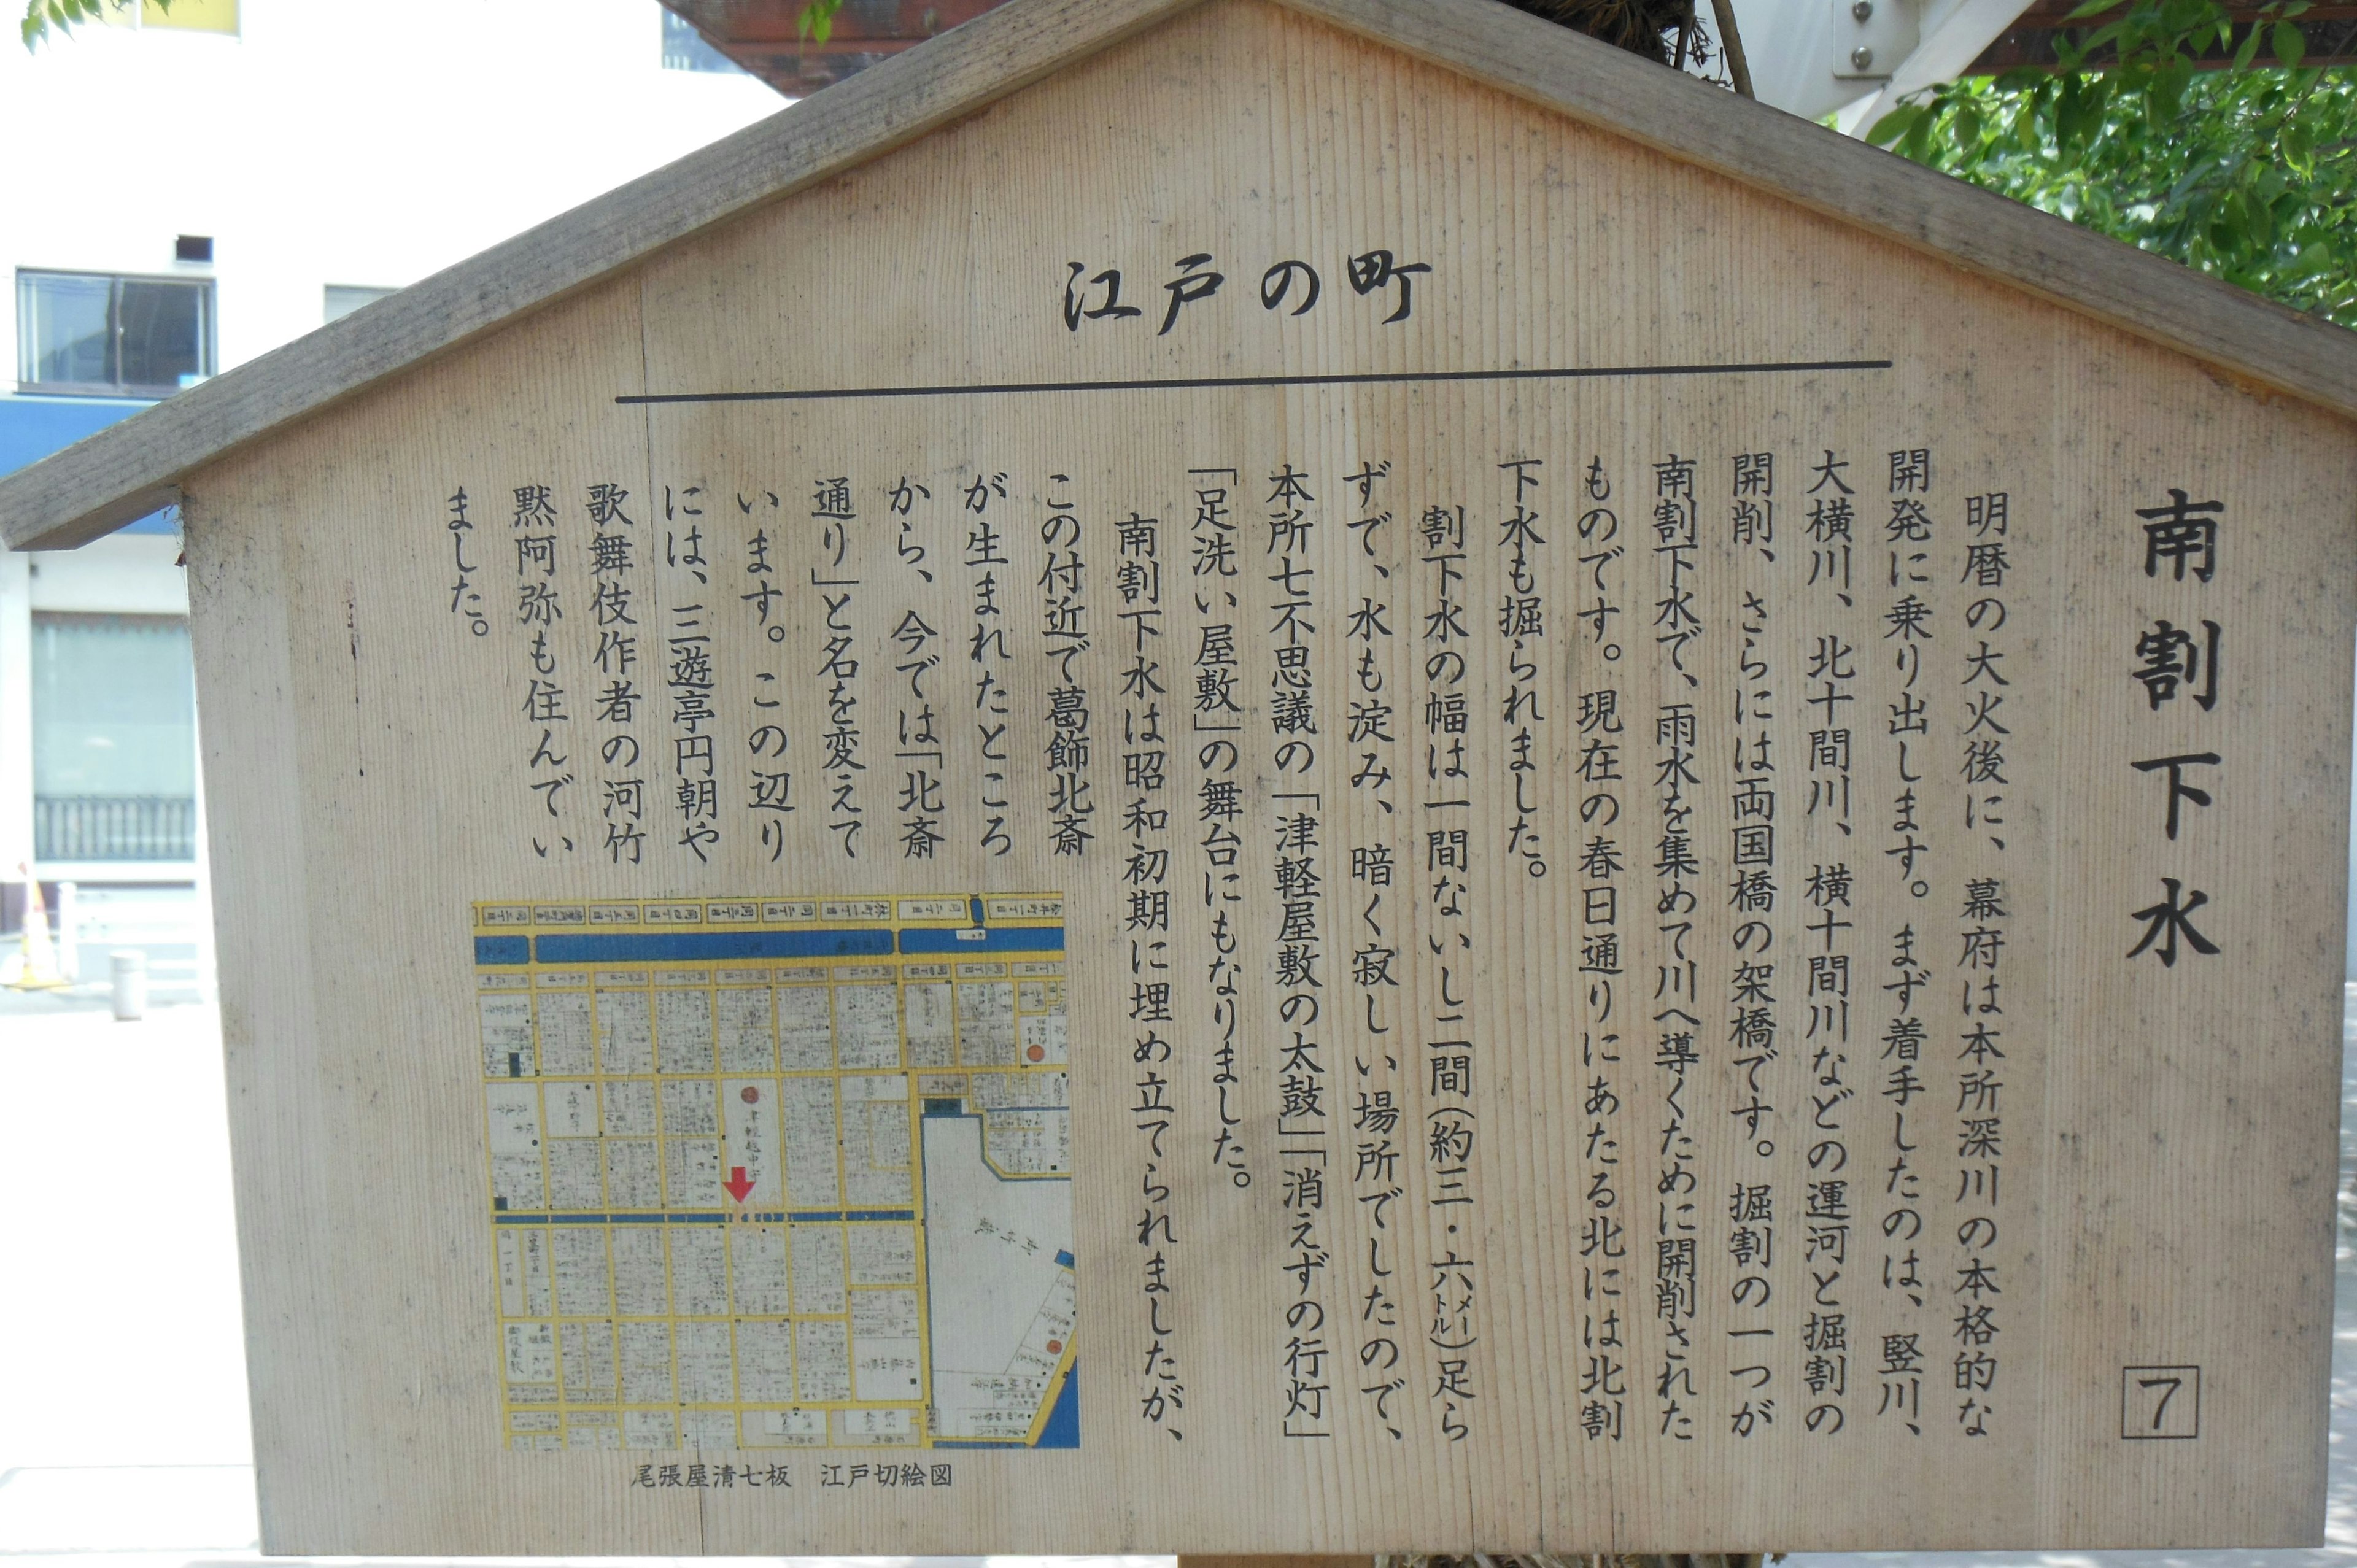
[471,895,1074,1452]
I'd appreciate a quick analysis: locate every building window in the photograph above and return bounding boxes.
[660,10,743,72]
[31,613,199,863]
[17,270,215,398]
[324,284,396,323]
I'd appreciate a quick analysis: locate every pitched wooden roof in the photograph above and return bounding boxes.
[6,0,2352,552]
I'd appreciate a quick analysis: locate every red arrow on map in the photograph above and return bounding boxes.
[724,1167,755,1203]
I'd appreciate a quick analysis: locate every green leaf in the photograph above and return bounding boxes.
[2159,0,2207,41]
[1877,0,2357,330]
[2272,19,2304,65]
[2058,75,2112,148]
[1865,103,1924,145]
[2244,188,2275,246]
[797,0,842,45]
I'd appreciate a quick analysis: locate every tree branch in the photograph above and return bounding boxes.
[1710,0,1757,96]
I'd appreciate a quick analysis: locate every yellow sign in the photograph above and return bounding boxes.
[142,0,237,34]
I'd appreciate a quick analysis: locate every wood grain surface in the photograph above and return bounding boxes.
[6,0,2356,552]
[166,0,2354,1554]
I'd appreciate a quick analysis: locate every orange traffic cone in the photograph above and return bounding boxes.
[11,869,68,991]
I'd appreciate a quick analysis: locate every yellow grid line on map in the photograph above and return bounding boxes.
[474,892,1068,1453]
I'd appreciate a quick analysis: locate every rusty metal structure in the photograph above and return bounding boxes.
[1967,0,2357,71]
[658,0,1012,93]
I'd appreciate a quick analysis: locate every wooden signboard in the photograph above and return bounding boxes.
[6,0,2356,1554]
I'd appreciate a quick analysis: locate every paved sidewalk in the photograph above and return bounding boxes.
[0,1000,250,1482]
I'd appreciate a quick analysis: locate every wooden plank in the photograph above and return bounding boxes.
[179,1,2356,1550]
[174,477,356,1550]
[191,274,702,1554]
[4,0,2357,556]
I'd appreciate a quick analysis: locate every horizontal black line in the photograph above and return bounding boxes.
[616,358,1893,405]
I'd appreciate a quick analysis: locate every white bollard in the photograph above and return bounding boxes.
[56,880,78,982]
[110,949,147,1021]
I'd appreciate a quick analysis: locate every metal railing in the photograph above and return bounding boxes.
[33,795,197,861]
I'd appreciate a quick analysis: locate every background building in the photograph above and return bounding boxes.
[12,0,2357,982]
[0,0,782,983]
